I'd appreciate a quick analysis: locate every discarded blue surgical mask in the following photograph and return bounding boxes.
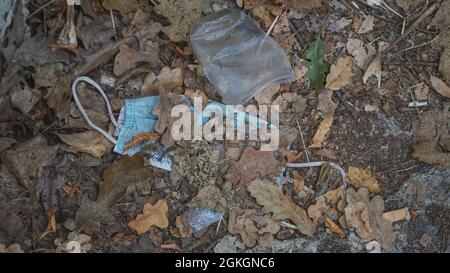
[72,76,172,170]
[72,76,278,169]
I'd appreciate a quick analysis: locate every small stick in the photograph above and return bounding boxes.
[266,10,283,36]
[27,0,54,19]
[382,3,439,56]
[286,161,348,187]
[110,9,117,41]
[288,19,306,49]
[296,119,310,163]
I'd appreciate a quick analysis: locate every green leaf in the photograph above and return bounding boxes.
[302,38,327,90]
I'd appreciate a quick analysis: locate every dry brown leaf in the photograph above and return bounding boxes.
[124,132,160,151]
[229,147,280,185]
[341,187,395,247]
[73,36,137,76]
[171,211,192,238]
[228,208,280,248]
[292,178,305,193]
[254,84,280,105]
[38,209,57,241]
[128,199,169,235]
[309,116,334,148]
[58,131,112,158]
[363,55,382,87]
[247,179,314,237]
[141,67,184,96]
[348,166,380,193]
[357,15,374,34]
[346,39,376,69]
[430,75,450,98]
[113,44,159,77]
[322,185,345,205]
[326,56,354,90]
[307,196,327,225]
[324,217,346,238]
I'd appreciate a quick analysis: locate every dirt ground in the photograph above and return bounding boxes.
[0,0,449,253]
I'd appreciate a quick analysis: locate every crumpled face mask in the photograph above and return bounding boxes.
[72,76,278,167]
[72,76,160,156]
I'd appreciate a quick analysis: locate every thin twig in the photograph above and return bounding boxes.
[393,32,442,57]
[27,0,54,19]
[382,3,439,56]
[286,161,348,187]
[296,119,310,163]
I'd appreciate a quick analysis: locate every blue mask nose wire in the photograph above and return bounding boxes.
[71,76,119,144]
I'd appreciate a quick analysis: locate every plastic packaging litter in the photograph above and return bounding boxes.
[191,9,296,104]
[188,207,224,232]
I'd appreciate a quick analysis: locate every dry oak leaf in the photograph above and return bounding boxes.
[341,187,395,247]
[113,44,159,77]
[430,75,450,98]
[228,208,280,248]
[128,199,169,235]
[141,67,184,96]
[356,15,374,34]
[58,130,112,158]
[307,196,328,225]
[229,147,280,185]
[363,55,382,87]
[326,56,354,90]
[346,38,376,69]
[348,166,381,193]
[247,179,314,237]
[309,115,334,148]
[171,210,192,238]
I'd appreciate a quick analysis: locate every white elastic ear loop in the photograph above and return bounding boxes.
[72,76,119,144]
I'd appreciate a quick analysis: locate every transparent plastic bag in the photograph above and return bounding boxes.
[191,9,296,104]
[188,207,224,232]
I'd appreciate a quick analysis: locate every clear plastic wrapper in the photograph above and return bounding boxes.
[188,207,224,232]
[191,9,295,104]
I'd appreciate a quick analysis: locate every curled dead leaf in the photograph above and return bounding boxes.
[58,131,112,158]
[309,116,334,148]
[348,166,381,193]
[128,199,169,235]
[363,55,382,88]
[430,75,450,98]
[228,208,280,248]
[340,187,395,247]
